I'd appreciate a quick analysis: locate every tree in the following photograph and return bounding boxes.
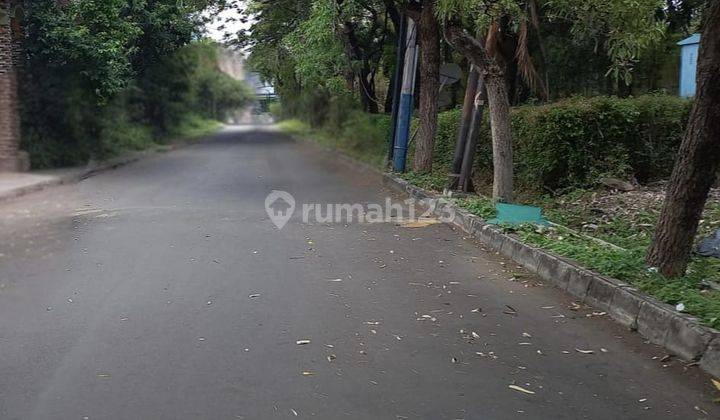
[413,0,441,173]
[444,22,514,201]
[646,1,720,277]
[438,0,664,202]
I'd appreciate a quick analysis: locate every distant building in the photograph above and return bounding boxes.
[244,72,277,102]
[678,34,700,98]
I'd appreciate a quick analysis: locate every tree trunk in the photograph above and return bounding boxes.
[384,70,395,113]
[485,73,513,202]
[646,2,720,278]
[444,22,514,202]
[413,0,440,173]
[359,66,379,114]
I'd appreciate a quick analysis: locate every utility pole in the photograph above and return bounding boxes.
[392,17,418,173]
[448,65,479,189]
[458,78,485,192]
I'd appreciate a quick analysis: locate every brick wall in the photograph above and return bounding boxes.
[0,0,28,172]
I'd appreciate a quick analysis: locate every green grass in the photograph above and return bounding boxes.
[165,114,223,142]
[278,118,388,167]
[397,171,448,192]
[453,193,720,329]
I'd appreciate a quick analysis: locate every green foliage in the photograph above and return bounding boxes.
[505,94,691,192]
[283,0,348,94]
[24,0,142,102]
[417,94,690,193]
[437,0,666,85]
[279,111,390,166]
[544,0,666,84]
[398,171,449,191]
[21,1,249,168]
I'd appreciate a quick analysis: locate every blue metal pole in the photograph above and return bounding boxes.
[392,18,418,173]
[386,15,407,164]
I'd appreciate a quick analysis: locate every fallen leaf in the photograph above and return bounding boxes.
[712,378,720,392]
[509,385,536,395]
[503,305,518,315]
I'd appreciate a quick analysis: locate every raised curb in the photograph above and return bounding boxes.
[0,142,190,204]
[0,154,141,204]
[381,171,720,377]
[293,136,720,379]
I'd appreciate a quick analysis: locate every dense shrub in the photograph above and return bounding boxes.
[506,94,691,192]
[424,94,690,194]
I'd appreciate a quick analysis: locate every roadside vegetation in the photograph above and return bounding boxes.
[21,1,251,169]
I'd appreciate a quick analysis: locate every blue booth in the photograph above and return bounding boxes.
[677,34,700,97]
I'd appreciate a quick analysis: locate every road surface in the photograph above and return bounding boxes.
[0,126,717,419]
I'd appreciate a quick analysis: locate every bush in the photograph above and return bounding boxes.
[338,111,391,163]
[426,94,690,194]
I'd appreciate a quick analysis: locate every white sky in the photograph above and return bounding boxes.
[204,3,252,44]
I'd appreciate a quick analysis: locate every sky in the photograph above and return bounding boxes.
[204,3,252,44]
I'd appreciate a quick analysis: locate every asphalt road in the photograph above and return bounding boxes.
[0,126,718,420]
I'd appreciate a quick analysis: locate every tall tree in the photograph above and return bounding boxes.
[438,0,664,202]
[646,1,720,277]
[413,0,440,173]
[444,22,514,201]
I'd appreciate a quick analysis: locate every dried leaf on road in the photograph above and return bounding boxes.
[712,378,720,392]
[509,385,536,395]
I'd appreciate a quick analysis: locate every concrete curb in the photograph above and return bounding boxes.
[293,136,720,378]
[380,171,720,377]
[0,154,141,204]
[0,144,187,204]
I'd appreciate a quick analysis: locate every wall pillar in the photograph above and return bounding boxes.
[0,0,29,172]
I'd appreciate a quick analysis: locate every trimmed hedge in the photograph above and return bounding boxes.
[426,94,691,193]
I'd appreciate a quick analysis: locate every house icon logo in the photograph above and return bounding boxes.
[265,190,295,229]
